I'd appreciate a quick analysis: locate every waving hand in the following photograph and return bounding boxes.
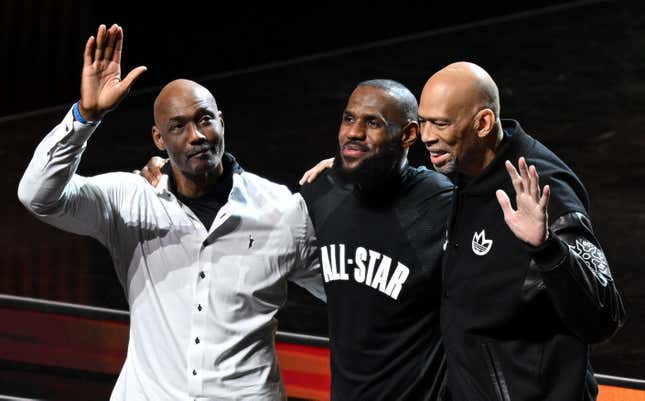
[495,157,551,247]
[78,24,147,121]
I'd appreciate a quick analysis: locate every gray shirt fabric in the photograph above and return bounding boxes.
[17,107,325,401]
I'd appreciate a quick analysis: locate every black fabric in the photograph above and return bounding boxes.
[441,120,623,401]
[162,153,243,230]
[301,164,454,401]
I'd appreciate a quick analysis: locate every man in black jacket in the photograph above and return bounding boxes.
[418,61,626,401]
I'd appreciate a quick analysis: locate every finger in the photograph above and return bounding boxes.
[149,156,166,172]
[539,184,550,210]
[141,166,155,184]
[121,66,147,91]
[518,157,530,186]
[528,165,540,199]
[141,166,159,187]
[103,24,119,61]
[84,35,95,66]
[505,160,524,194]
[148,158,165,182]
[495,189,515,220]
[298,169,314,186]
[308,158,334,183]
[113,25,124,64]
[94,24,107,61]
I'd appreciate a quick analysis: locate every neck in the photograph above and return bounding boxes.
[463,125,504,177]
[172,163,224,198]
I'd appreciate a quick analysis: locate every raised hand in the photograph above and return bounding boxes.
[298,157,334,185]
[495,157,551,247]
[78,24,147,121]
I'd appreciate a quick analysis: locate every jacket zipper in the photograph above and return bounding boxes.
[482,342,511,401]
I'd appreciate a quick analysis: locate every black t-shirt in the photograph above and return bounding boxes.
[163,153,242,230]
[300,165,453,401]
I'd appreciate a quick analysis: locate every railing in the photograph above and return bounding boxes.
[1,294,643,401]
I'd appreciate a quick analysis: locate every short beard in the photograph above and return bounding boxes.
[333,141,405,203]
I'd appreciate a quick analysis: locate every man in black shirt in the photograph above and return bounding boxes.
[300,79,453,401]
[417,61,626,401]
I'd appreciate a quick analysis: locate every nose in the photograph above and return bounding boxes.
[187,122,207,144]
[346,120,366,141]
[419,121,437,145]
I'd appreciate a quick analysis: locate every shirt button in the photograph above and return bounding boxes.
[195,337,200,344]
[197,304,203,311]
[192,369,197,376]
[199,271,206,279]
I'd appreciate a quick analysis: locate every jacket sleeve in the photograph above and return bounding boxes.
[285,193,326,302]
[17,107,116,246]
[529,211,627,343]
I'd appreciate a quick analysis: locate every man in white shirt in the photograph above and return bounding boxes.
[17,23,323,401]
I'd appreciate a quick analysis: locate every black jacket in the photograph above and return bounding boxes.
[441,120,626,401]
[301,164,453,401]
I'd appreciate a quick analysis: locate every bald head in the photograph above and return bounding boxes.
[422,62,500,121]
[151,79,225,192]
[154,79,218,126]
[418,62,503,176]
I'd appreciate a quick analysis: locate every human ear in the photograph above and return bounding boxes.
[152,126,166,151]
[474,109,495,139]
[400,121,419,149]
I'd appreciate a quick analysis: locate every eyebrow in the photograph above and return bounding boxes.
[167,108,216,124]
[345,109,388,123]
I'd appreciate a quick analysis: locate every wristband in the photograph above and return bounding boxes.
[73,102,99,126]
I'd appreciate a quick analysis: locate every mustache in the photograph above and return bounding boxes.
[187,144,215,158]
[342,141,369,152]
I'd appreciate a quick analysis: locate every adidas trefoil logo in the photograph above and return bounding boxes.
[472,229,493,256]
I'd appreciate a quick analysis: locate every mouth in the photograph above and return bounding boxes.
[428,149,451,165]
[342,143,369,159]
[188,147,213,159]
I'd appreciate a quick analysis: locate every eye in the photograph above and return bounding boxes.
[366,118,383,129]
[169,122,184,133]
[342,114,354,124]
[199,115,213,126]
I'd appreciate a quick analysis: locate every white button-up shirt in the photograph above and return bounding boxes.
[17,107,325,401]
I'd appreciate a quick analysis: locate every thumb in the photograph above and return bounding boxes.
[495,189,514,219]
[121,66,147,90]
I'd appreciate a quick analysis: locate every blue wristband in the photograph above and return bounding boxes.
[73,102,99,126]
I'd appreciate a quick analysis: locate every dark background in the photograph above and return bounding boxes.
[1,0,643,386]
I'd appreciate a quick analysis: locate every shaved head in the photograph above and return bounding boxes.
[151,79,225,196]
[424,61,500,121]
[418,62,503,176]
[154,79,218,127]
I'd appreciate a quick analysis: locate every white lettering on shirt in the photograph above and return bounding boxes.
[321,244,410,300]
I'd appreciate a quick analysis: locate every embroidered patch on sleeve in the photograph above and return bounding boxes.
[568,238,612,286]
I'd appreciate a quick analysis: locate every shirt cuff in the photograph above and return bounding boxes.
[526,229,569,272]
[58,106,100,146]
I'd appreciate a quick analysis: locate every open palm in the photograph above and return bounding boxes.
[495,157,551,247]
[78,24,146,121]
